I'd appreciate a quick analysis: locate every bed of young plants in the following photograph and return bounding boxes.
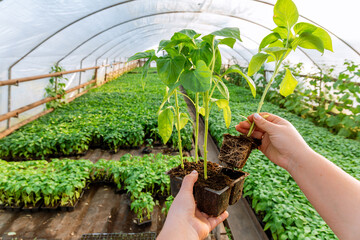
[0,70,192,160]
[203,82,360,239]
[0,153,183,221]
[227,60,360,140]
[0,159,92,208]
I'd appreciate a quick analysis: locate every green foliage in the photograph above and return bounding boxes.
[130,27,248,175]
[108,153,186,222]
[0,154,186,222]
[0,159,92,207]
[45,65,69,109]
[265,61,360,139]
[246,0,333,137]
[207,81,360,239]
[0,71,193,160]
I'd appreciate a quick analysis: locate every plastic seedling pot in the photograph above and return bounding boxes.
[221,168,249,205]
[41,202,60,212]
[219,134,261,169]
[168,163,248,217]
[22,201,43,213]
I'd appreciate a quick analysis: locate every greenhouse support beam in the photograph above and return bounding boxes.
[0,66,100,87]
[0,109,54,139]
[264,70,360,86]
[7,0,136,79]
[0,61,138,138]
[0,80,96,123]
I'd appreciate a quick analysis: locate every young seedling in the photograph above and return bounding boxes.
[246,0,333,136]
[129,28,254,179]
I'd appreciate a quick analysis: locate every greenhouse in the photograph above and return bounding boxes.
[0,0,359,239]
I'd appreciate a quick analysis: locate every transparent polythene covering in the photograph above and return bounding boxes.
[0,0,360,131]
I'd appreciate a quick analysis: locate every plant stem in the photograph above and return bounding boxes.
[195,93,199,163]
[174,89,184,168]
[247,61,282,137]
[202,38,216,180]
[203,91,210,180]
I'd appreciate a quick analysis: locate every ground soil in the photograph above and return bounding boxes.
[167,160,233,191]
[218,134,261,169]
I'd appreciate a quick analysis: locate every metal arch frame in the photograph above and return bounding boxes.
[7,0,136,79]
[95,28,250,65]
[250,0,360,57]
[103,32,249,65]
[7,0,359,75]
[81,21,255,67]
[53,11,321,70]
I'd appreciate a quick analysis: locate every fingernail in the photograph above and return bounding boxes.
[191,170,197,175]
[254,113,261,120]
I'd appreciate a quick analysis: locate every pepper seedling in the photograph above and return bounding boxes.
[129,28,255,179]
[246,0,333,136]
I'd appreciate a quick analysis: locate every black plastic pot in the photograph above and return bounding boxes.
[41,202,60,211]
[221,168,249,205]
[22,201,43,213]
[168,167,248,216]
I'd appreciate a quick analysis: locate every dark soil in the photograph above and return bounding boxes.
[168,160,233,191]
[218,134,261,169]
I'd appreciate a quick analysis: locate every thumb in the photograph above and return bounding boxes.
[253,113,277,134]
[179,170,198,194]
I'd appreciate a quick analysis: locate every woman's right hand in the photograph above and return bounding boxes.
[235,113,312,172]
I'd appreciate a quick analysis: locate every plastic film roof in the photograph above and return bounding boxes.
[1,0,360,130]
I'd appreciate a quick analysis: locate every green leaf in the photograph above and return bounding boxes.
[273,0,299,29]
[294,22,317,35]
[171,32,192,42]
[248,53,269,76]
[158,107,174,144]
[279,68,298,97]
[201,34,215,46]
[158,40,171,52]
[211,27,241,41]
[156,56,186,86]
[175,113,190,130]
[223,105,231,128]
[190,43,212,66]
[312,27,333,51]
[222,65,256,97]
[293,32,324,53]
[178,29,200,39]
[263,47,288,62]
[215,77,230,100]
[219,38,236,48]
[215,99,229,109]
[128,49,156,61]
[180,60,212,92]
[259,32,281,51]
[273,27,288,39]
[199,107,205,116]
[214,48,222,74]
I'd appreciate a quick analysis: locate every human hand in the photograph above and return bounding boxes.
[157,170,229,240]
[235,113,311,172]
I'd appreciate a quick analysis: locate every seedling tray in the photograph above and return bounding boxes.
[23,200,43,213]
[80,232,156,240]
[4,204,23,212]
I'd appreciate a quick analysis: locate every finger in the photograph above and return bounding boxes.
[195,208,203,218]
[253,113,278,134]
[249,130,264,139]
[207,211,229,231]
[236,121,266,135]
[235,121,250,131]
[179,170,198,194]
